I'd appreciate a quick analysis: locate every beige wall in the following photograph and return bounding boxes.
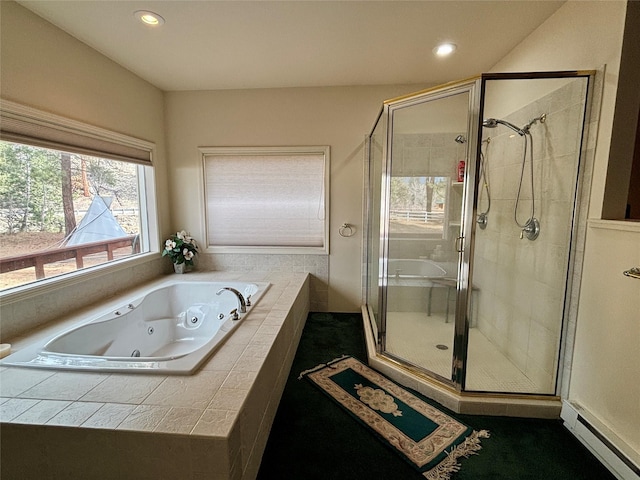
[488,0,626,220]
[164,85,427,312]
[0,0,169,237]
[571,222,640,454]
[0,2,167,170]
[0,1,170,337]
[491,0,639,456]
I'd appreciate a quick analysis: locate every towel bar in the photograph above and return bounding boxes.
[623,267,640,279]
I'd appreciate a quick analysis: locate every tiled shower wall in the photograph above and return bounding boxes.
[471,78,589,391]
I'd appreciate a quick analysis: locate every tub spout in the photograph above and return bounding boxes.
[216,287,247,313]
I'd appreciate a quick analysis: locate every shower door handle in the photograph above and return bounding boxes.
[455,236,464,253]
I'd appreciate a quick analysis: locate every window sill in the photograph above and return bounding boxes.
[206,246,328,255]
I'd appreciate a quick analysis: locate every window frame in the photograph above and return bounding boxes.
[200,145,330,255]
[0,100,160,303]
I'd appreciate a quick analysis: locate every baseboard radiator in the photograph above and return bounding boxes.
[561,401,639,480]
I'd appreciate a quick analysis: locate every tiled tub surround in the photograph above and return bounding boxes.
[0,271,310,479]
[0,255,167,342]
[199,253,329,312]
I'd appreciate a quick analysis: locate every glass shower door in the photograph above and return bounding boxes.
[365,112,385,342]
[380,85,477,383]
[365,71,593,397]
[465,74,591,394]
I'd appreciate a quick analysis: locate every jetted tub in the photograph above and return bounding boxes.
[387,258,447,280]
[1,280,269,374]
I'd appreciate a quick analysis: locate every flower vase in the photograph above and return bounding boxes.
[173,262,186,274]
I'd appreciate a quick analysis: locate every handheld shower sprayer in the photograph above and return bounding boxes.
[481,113,547,241]
[482,118,525,136]
[482,114,547,136]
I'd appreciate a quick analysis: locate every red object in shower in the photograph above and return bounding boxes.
[457,160,465,182]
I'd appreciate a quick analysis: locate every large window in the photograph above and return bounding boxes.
[201,146,329,254]
[0,100,157,292]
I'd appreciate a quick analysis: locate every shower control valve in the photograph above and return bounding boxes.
[520,218,540,241]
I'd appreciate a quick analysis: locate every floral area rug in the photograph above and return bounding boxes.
[299,356,489,480]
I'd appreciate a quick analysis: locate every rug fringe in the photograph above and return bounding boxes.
[423,430,490,480]
[297,354,349,380]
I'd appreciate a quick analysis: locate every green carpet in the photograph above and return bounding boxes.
[257,312,617,480]
[301,356,489,479]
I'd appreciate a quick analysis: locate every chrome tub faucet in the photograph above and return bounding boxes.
[216,287,247,313]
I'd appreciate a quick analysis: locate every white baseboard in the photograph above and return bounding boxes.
[561,401,639,480]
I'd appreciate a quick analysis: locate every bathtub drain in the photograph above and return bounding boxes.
[131,350,141,357]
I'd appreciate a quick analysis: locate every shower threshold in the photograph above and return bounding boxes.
[361,307,562,419]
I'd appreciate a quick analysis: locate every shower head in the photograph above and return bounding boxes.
[482,118,525,136]
[454,135,466,144]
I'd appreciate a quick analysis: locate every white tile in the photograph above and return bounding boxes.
[233,344,270,372]
[0,368,56,397]
[82,403,136,429]
[12,399,70,424]
[225,324,259,345]
[154,407,203,434]
[0,398,40,422]
[143,370,228,409]
[47,401,104,426]
[208,388,247,411]
[117,404,171,432]
[81,374,165,404]
[18,372,107,400]
[221,371,257,390]
[191,409,236,437]
[255,324,279,336]
[202,343,244,370]
[250,333,276,346]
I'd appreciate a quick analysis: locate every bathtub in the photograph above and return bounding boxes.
[387,258,448,279]
[1,280,269,374]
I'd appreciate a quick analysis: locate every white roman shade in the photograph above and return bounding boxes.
[202,146,329,252]
[0,100,152,165]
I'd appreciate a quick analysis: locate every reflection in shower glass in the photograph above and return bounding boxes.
[384,91,470,382]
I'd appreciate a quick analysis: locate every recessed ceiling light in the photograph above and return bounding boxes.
[433,43,457,57]
[134,10,165,26]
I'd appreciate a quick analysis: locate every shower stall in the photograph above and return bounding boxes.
[363,71,594,406]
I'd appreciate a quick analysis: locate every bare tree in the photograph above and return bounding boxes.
[60,152,76,236]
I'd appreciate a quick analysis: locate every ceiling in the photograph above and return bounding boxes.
[17,1,566,92]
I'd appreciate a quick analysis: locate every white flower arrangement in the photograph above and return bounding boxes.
[162,230,198,265]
